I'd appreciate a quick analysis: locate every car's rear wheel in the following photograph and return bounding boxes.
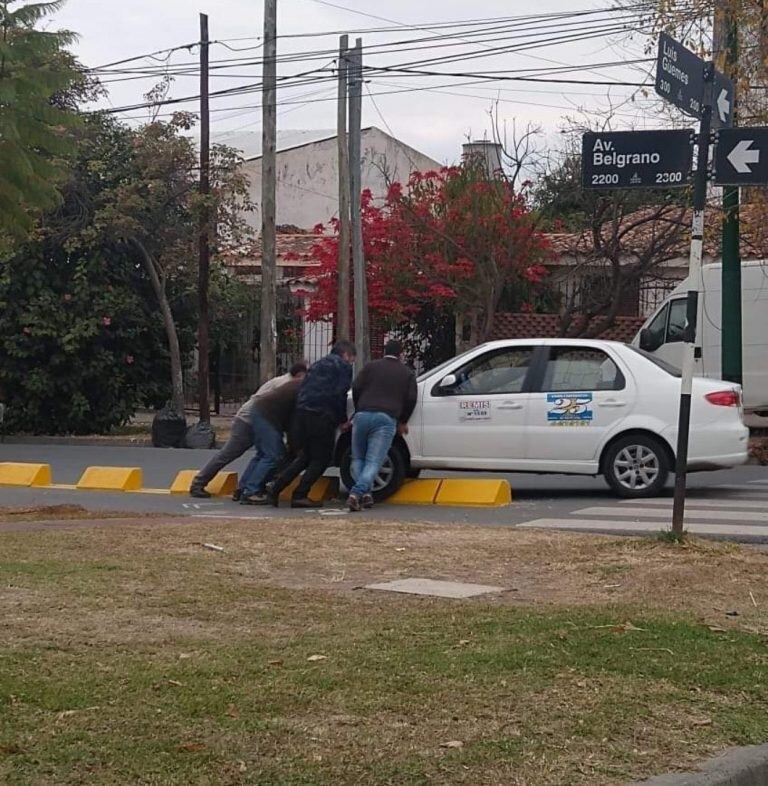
[339,444,408,502]
[603,434,670,498]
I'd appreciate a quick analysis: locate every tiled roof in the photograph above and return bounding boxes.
[490,312,645,343]
[551,203,768,261]
[222,233,319,272]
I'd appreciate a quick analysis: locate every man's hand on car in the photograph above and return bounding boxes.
[397,422,409,436]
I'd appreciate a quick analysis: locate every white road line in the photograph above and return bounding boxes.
[519,518,768,537]
[748,479,768,485]
[576,506,768,522]
[620,498,768,510]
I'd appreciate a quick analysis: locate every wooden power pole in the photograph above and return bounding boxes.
[259,0,278,384]
[336,35,351,342]
[197,12,212,423]
[348,38,370,364]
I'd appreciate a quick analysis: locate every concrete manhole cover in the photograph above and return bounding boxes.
[365,578,505,599]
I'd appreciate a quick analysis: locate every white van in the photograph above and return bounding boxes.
[633,260,768,422]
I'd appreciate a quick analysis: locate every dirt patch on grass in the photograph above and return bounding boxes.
[0,505,168,524]
[1,516,767,645]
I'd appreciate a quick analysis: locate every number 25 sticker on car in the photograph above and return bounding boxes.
[547,393,593,426]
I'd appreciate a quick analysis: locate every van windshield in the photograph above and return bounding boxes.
[626,346,681,377]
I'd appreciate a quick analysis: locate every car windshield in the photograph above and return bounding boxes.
[626,345,681,377]
[416,346,477,382]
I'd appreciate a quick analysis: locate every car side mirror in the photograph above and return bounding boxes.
[639,328,660,352]
[439,374,457,389]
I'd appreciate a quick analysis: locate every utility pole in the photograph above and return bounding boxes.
[348,38,370,364]
[672,69,715,535]
[259,0,278,384]
[336,35,351,342]
[197,12,211,423]
[716,3,742,386]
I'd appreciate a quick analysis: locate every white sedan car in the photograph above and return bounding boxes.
[337,338,749,499]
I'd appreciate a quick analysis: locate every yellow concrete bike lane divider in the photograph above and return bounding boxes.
[0,462,512,507]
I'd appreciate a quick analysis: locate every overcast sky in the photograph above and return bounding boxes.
[54,0,666,164]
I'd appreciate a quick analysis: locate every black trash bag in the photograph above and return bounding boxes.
[151,403,187,448]
[184,421,216,450]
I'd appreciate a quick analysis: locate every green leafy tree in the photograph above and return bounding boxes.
[0,114,198,434]
[90,113,254,414]
[0,0,80,239]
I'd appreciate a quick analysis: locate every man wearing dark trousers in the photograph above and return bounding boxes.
[268,341,356,508]
[348,340,417,512]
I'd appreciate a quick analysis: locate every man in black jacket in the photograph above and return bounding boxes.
[348,340,418,511]
[268,340,356,508]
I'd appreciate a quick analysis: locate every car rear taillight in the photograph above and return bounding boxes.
[705,390,741,407]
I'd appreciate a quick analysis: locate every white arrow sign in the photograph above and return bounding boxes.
[717,89,731,123]
[727,140,760,173]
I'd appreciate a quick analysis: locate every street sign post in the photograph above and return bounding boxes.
[655,32,734,128]
[714,127,768,185]
[581,130,694,190]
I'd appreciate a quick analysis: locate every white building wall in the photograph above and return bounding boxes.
[241,127,442,231]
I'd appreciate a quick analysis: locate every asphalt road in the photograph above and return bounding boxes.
[2,443,768,540]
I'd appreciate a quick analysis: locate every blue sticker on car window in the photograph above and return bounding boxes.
[547,393,593,423]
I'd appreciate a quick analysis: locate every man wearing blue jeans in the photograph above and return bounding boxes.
[348,340,418,512]
[239,375,304,505]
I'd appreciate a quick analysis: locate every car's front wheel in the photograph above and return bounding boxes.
[339,443,408,502]
[603,434,670,498]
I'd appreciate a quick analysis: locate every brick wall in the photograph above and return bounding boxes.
[489,313,646,344]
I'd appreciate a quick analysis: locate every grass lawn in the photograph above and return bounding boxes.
[1,508,768,785]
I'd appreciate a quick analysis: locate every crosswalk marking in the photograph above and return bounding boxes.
[577,506,768,522]
[518,519,768,537]
[620,497,768,510]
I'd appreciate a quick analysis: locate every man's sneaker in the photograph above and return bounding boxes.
[189,485,211,499]
[348,493,362,512]
[232,488,243,502]
[291,497,322,509]
[241,493,268,506]
[362,493,374,510]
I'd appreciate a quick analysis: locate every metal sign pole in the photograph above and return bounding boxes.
[671,85,713,534]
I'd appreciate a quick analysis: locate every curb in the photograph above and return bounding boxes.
[0,463,513,508]
[1,436,153,448]
[632,743,768,785]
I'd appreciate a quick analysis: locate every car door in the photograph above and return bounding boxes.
[524,345,636,471]
[419,345,535,469]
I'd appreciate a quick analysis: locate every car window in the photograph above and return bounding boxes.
[435,347,534,396]
[542,347,624,392]
[645,303,668,350]
[627,346,681,377]
[665,299,687,343]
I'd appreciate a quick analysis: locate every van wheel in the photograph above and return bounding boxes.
[340,444,408,502]
[603,434,670,498]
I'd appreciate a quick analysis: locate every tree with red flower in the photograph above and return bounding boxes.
[304,159,551,352]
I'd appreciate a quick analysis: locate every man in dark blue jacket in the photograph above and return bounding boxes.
[268,340,356,508]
